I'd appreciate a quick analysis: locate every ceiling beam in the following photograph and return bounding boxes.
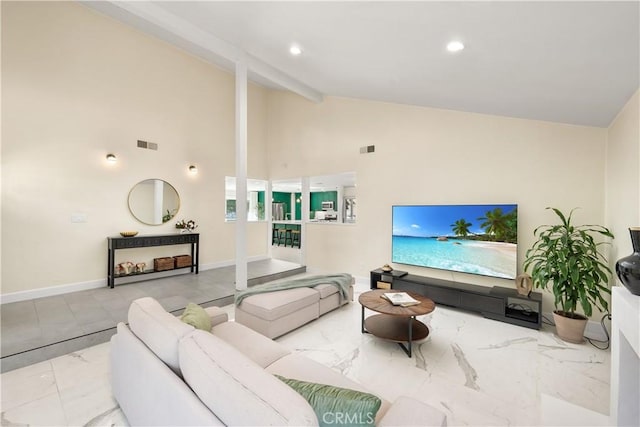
[87,1,324,103]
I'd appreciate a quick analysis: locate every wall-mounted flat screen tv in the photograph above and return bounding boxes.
[392,204,518,279]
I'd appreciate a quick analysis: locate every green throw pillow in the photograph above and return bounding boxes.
[180,303,212,331]
[276,375,381,427]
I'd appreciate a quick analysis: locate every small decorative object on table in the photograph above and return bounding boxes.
[119,261,134,275]
[135,262,146,273]
[381,264,393,272]
[176,219,198,233]
[120,231,138,237]
[154,257,175,271]
[515,273,533,296]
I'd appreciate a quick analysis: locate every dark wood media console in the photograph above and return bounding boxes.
[370,269,542,329]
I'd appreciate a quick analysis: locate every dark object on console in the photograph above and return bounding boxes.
[370,270,542,330]
[616,227,640,296]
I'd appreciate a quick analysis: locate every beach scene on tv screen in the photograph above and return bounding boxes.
[392,204,518,279]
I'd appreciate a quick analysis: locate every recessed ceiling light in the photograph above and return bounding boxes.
[289,45,303,56]
[446,41,465,53]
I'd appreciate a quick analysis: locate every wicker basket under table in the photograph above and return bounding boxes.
[154,257,175,271]
[174,254,192,268]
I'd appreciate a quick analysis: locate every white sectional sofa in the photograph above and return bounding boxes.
[110,297,447,426]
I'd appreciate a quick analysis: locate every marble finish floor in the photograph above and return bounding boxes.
[1,259,305,372]
[0,278,611,426]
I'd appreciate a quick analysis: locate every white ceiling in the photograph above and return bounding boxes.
[86,1,639,127]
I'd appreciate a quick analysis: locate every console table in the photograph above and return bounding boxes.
[107,233,199,288]
[370,269,542,329]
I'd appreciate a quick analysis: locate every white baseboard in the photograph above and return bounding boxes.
[0,279,105,305]
[543,311,609,342]
[0,255,271,305]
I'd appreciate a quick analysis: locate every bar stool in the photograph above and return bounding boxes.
[278,227,288,246]
[272,225,280,246]
[291,229,301,248]
[284,228,293,247]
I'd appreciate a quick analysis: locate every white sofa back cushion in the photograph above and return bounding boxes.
[128,297,194,375]
[111,323,224,426]
[179,330,318,426]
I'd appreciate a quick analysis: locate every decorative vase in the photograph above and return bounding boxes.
[515,273,533,296]
[119,262,134,275]
[616,227,640,296]
[553,311,587,344]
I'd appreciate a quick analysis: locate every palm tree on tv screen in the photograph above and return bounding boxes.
[503,209,518,243]
[451,218,473,238]
[478,208,509,241]
[478,207,517,243]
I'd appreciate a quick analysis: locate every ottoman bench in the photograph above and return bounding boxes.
[235,274,354,339]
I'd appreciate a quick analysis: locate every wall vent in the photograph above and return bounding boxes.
[137,140,158,150]
[359,145,375,154]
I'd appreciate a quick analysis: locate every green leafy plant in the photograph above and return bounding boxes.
[162,209,177,223]
[524,207,614,318]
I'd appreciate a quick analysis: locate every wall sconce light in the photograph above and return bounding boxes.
[106,154,117,162]
[296,198,301,203]
[188,165,198,174]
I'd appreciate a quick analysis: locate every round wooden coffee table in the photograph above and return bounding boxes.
[359,289,435,357]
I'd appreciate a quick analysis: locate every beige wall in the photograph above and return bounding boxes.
[1,1,269,295]
[267,93,609,311]
[606,90,640,269]
[2,1,634,318]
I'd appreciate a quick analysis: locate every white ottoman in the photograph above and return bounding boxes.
[235,287,320,339]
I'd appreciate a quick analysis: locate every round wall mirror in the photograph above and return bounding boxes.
[128,179,180,225]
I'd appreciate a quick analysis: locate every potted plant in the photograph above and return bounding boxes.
[523,207,614,343]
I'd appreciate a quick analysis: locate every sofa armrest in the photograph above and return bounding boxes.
[204,306,228,327]
[378,396,447,427]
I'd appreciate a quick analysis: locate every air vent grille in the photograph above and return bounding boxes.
[359,145,375,154]
[137,140,158,150]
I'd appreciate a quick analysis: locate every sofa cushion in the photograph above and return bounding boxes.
[179,330,318,426]
[266,354,391,422]
[180,303,212,331]
[128,297,194,375]
[212,321,290,368]
[204,306,229,326]
[314,283,339,299]
[110,323,224,426]
[276,375,381,427]
[239,287,320,321]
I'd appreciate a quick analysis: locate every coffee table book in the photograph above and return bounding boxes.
[382,292,420,307]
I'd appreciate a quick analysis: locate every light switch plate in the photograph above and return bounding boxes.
[71,213,87,223]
